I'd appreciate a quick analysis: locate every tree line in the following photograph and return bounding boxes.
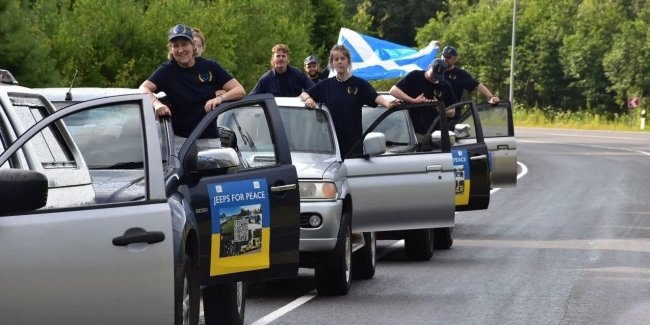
[2,0,647,117]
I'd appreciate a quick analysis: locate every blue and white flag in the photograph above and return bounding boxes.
[336,28,440,81]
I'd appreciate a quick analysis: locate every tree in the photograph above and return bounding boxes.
[560,0,624,114]
[0,0,59,87]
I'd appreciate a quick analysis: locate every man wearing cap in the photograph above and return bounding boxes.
[441,45,500,114]
[250,44,315,97]
[303,55,327,83]
[389,58,458,136]
[139,24,246,153]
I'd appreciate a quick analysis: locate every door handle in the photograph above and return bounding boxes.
[470,155,487,161]
[426,165,442,172]
[497,144,509,150]
[112,228,165,246]
[271,184,297,192]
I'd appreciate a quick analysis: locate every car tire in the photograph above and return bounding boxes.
[434,227,454,249]
[315,213,352,295]
[404,228,434,261]
[202,281,246,325]
[175,252,200,325]
[352,231,376,280]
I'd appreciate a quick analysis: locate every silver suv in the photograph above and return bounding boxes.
[1,78,301,325]
[219,97,517,296]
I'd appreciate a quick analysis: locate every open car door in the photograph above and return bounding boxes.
[346,103,455,233]
[444,101,491,211]
[471,101,517,187]
[178,94,300,285]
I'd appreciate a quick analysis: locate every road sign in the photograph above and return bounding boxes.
[628,97,640,108]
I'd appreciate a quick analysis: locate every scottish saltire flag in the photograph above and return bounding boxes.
[336,28,440,81]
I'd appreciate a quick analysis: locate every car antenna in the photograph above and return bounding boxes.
[64,69,78,101]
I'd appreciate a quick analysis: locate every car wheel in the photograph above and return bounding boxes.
[434,227,454,249]
[352,231,376,280]
[175,252,200,325]
[202,281,246,325]
[315,213,352,295]
[404,228,434,261]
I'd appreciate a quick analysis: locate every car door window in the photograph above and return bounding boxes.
[7,103,147,208]
[362,106,418,153]
[216,105,278,168]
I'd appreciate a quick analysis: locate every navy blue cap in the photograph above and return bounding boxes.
[442,46,458,58]
[430,58,447,81]
[168,24,193,41]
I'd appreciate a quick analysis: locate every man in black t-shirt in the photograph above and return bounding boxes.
[250,44,315,97]
[441,46,500,120]
[389,58,458,135]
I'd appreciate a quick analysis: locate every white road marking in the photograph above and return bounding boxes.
[250,240,405,324]
[250,291,318,325]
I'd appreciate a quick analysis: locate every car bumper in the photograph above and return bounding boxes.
[299,200,343,252]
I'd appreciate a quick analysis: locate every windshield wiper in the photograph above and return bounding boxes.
[231,113,255,150]
[103,161,144,169]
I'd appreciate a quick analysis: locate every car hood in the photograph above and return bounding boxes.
[89,170,145,203]
[290,152,338,179]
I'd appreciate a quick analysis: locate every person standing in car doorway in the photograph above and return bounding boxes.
[441,45,500,121]
[300,44,401,158]
[251,44,315,96]
[139,23,246,153]
[389,58,458,140]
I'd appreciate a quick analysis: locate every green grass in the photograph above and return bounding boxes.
[514,106,649,132]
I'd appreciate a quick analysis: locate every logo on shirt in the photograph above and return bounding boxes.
[347,86,358,95]
[434,89,443,99]
[198,71,213,83]
[448,73,457,80]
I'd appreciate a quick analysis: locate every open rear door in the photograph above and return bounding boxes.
[447,101,491,211]
[474,101,517,187]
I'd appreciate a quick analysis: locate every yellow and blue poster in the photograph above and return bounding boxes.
[452,148,470,206]
[207,179,271,276]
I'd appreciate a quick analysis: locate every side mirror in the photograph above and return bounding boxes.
[431,130,456,147]
[184,142,241,173]
[363,132,386,157]
[454,123,471,139]
[0,169,48,216]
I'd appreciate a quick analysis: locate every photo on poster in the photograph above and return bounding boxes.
[218,204,264,258]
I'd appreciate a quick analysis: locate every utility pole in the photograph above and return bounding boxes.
[509,0,518,103]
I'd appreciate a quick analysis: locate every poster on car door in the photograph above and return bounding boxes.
[452,148,470,206]
[207,179,271,276]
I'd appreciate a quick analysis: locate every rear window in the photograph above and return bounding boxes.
[9,95,73,167]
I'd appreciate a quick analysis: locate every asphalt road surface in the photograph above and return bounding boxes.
[240,128,650,325]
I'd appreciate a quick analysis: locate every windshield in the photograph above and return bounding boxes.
[278,106,335,154]
[218,106,335,156]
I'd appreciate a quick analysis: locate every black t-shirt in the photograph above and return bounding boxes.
[394,70,458,133]
[306,76,378,157]
[250,66,315,97]
[148,57,233,138]
[444,66,480,100]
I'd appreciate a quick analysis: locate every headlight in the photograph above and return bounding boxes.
[299,181,338,199]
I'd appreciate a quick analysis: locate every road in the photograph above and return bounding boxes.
[242,127,650,325]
